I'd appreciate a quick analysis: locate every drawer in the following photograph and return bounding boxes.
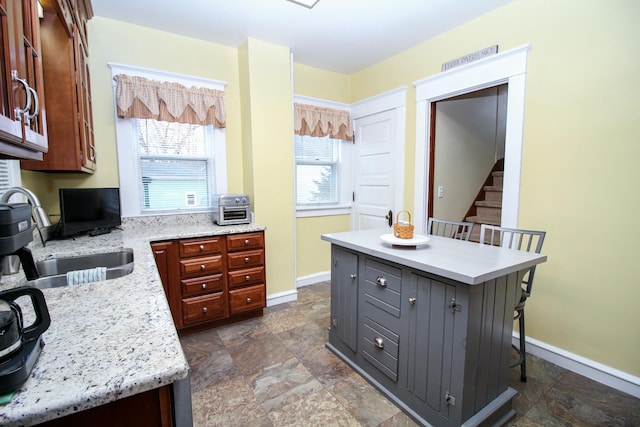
[227,232,264,252]
[363,259,402,310]
[179,237,224,257]
[361,318,399,382]
[227,249,264,270]
[227,267,265,289]
[229,284,265,314]
[180,255,223,278]
[181,274,224,298]
[182,293,226,326]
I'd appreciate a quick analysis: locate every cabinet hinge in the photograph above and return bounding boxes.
[449,298,462,313]
[445,391,456,406]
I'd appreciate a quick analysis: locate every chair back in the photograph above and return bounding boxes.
[479,224,546,295]
[427,218,474,241]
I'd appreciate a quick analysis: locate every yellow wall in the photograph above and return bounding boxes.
[238,38,295,295]
[292,63,352,278]
[350,0,640,376]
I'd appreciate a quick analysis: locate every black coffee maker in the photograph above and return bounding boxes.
[0,203,50,394]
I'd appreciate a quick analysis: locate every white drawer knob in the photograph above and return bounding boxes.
[202,307,208,313]
[202,283,207,289]
[245,275,250,281]
[246,297,252,304]
[199,244,204,251]
[200,264,206,271]
[244,239,250,245]
[244,257,250,263]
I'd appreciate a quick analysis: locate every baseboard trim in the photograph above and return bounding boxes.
[514,333,640,399]
[296,271,330,288]
[266,289,297,307]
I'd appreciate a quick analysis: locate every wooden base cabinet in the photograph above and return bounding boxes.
[327,247,522,427]
[152,231,266,334]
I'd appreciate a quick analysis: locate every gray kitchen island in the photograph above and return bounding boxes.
[321,228,547,427]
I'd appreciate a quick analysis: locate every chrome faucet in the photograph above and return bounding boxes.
[0,187,52,244]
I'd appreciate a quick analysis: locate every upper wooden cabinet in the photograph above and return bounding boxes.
[20,0,95,172]
[0,0,48,160]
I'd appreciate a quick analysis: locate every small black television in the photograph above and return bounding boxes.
[59,188,122,237]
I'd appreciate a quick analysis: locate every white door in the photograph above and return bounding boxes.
[352,109,400,231]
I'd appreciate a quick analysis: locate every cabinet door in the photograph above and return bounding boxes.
[402,273,462,425]
[0,0,46,158]
[151,241,181,328]
[329,245,358,352]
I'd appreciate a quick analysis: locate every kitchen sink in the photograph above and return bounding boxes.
[29,248,134,289]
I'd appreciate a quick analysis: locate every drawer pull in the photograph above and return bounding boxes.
[245,275,250,281]
[200,264,206,271]
[202,283,207,289]
[244,239,250,245]
[202,307,208,313]
[350,274,356,280]
[244,257,250,263]
[409,297,416,304]
[199,244,204,251]
[375,276,387,287]
[246,297,252,304]
[374,337,384,349]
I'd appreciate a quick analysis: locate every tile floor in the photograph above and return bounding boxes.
[180,282,640,426]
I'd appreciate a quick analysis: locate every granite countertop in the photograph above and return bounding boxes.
[0,214,264,426]
[321,228,547,285]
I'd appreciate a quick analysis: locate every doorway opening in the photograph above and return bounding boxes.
[413,44,530,234]
[429,85,507,240]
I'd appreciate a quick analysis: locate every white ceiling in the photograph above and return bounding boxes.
[90,0,514,74]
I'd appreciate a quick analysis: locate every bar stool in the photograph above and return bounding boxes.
[427,217,474,241]
[479,224,546,382]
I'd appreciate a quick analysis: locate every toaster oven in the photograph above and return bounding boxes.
[212,194,251,225]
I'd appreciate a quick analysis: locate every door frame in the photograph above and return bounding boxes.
[351,86,407,230]
[413,44,531,233]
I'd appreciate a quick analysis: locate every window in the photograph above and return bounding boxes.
[295,135,352,215]
[0,160,21,198]
[110,63,227,217]
[136,119,215,211]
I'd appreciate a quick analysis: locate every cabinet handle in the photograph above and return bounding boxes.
[409,297,416,304]
[375,276,387,287]
[246,297,252,304]
[199,244,205,251]
[89,144,97,161]
[374,337,384,349]
[26,85,39,121]
[244,239,250,245]
[200,264,206,271]
[202,307,208,313]
[244,257,250,263]
[11,70,32,121]
[350,274,356,280]
[202,283,207,289]
[245,275,250,281]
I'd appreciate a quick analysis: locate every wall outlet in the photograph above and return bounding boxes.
[437,186,444,198]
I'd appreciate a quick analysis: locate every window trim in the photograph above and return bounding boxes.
[109,63,228,217]
[293,95,353,218]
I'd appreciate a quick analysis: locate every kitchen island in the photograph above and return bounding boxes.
[322,228,547,427]
[0,214,264,426]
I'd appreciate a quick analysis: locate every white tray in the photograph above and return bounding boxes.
[380,233,430,247]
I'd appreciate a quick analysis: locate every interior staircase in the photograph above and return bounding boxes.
[465,160,504,243]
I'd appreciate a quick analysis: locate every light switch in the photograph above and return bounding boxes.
[437,186,444,198]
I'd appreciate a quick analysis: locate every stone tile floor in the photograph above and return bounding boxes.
[180,282,640,426]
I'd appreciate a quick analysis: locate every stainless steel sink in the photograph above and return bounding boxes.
[29,248,134,289]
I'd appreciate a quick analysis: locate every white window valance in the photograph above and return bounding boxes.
[294,103,353,141]
[114,74,226,128]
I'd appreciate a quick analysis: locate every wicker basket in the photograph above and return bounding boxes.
[393,210,414,239]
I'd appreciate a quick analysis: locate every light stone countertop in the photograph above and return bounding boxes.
[0,214,265,426]
[322,228,547,285]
